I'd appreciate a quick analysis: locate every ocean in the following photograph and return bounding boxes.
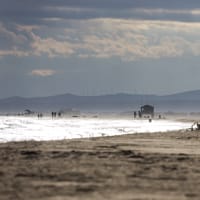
[0,116,192,143]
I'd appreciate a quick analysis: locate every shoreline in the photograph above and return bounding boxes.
[1,130,200,199]
[0,116,192,143]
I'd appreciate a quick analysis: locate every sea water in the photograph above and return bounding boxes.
[0,116,192,143]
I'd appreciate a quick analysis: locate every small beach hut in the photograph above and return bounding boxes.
[140,105,154,118]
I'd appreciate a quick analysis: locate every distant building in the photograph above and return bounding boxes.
[140,105,154,118]
[58,108,80,116]
[23,109,34,115]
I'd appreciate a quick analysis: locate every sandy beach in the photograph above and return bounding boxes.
[0,130,200,200]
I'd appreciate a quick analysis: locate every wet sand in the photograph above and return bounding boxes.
[1,130,200,200]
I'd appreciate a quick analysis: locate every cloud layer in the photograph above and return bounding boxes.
[2,0,200,24]
[1,0,200,61]
[30,69,56,77]
[2,0,200,98]
[1,19,200,61]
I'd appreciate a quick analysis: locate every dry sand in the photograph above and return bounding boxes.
[1,130,200,200]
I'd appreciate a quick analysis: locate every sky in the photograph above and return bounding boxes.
[1,0,200,98]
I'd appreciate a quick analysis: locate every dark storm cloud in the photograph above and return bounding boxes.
[44,0,200,10]
[1,0,199,10]
[1,0,200,24]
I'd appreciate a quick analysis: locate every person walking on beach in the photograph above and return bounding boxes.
[52,112,57,119]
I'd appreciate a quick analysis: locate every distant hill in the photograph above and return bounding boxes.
[1,90,200,113]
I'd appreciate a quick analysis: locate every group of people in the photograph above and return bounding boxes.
[37,113,43,118]
[133,111,142,119]
[51,112,62,118]
[37,112,62,119]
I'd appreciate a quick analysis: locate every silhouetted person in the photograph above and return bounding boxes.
[138,111,142,118]
[52,112,57,118]
[38,113,43,119]
[134,111,137,119]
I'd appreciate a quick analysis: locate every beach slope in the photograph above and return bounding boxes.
[1,131,200,200]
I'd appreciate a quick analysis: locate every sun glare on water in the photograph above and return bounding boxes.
[0,116,192,143]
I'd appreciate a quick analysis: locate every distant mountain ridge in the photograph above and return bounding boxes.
[1,90,200,113]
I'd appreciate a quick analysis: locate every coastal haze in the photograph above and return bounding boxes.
[1,90,200,113]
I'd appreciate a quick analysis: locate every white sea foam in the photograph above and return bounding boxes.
[0,116,192,143]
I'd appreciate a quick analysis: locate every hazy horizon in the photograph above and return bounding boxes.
[1,88,200,99]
